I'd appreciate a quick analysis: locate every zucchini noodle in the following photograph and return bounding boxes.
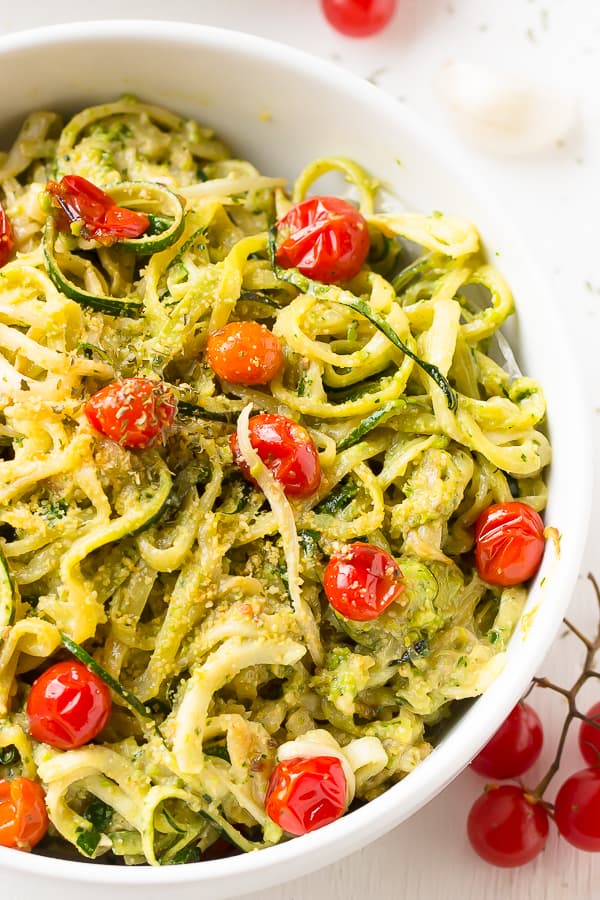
[0,96,549,865]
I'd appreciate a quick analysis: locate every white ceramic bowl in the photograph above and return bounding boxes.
[0,19,591,900]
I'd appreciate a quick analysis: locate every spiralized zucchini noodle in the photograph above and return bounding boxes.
[0,97,550,865]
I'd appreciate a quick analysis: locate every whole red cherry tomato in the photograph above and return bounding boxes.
[467,785,549,867]
[26,661,111,750]
[470,702,543,779]
[554,768,600,851]
[85,377,177,449]
[324,542,403,621]
[0,203,15,268]
[0,777,48,851]
[275,196,370,283]
[230,413,320,497]
[46,175,150,245]
[321,0,398,37]
[265,755,347,835]
[579,702,600,766]
[206,321,283,385]
[474,501,545,586]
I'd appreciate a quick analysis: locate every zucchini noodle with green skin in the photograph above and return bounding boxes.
[0,96,550,865]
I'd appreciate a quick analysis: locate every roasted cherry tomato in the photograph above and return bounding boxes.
[46,175,150,245]
[206,321,283,385]
[0,777,49,851]
[230,413,320,497]
[470,702,543,779]
[26,661,112,750]
[265,755,347,835]
[467,785,549,867]
[0,202,15,268]
[324,541,403,621]
[85,377,177,449]
[474,501,545,586]
[321,0,398,37]
[275,196,370,283]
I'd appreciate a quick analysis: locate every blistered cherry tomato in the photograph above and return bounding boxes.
[324,542,403,621]
[467,785,549,867]
[46,175,150,245]
[276,196,370,283]
[27,661,111,750]
[321,0,397,37]
[0,777,48,851]
[85,377,177,449]
[230,413,320,497]
[470,702,543,779]
[265,755,347,835]
[206,321,283,385]
[555,768,600,851]
[579,702,600,766]
[0,203,15,268]
[474,501,545,586]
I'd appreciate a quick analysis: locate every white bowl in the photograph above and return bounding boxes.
[0,19,591,900]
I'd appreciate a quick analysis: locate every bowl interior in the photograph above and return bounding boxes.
[0,20,591,900]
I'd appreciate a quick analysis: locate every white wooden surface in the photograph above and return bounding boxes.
[2,1,600,897]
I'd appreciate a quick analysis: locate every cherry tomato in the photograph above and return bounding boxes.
[321,0,398,37]
[27,661,111,750]
[265,755,347,835]
[467,785,549,867]
[579,702,600,766]
[275,196,370,283]
[0,777,48,851]
[0,203,15,268]
[323,542,403,621]
[85,377,177,449]
[230,413,320,497]
[206,321,283,385]
[470,702,543,779]
[555,767,600,851]
[46,175,150,245]
[474,501,545,586]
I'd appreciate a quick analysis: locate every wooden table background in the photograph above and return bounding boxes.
[2,1,600,897]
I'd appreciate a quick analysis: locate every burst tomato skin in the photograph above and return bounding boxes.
[0,777,49,851]
[0,203,15,267]
[275,196,370,283]
[265,755,347,835]
[474,501,545,586]
[26,661,112,750]
[323,542,403,621]
[554,768,600,851]
[579,702,600,767]
[46,175,149,245]
[206,321,283,385]
[321,0,397,37]
[470,702,543,779]
[467,785,549,867]
[85,377,177,449]
[230,413,320,497]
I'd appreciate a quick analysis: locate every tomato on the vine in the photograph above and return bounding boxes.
[275,196,370,283]
[27,661,112,750]
[579,702,600,766]
[554,767,600,851]
[0,777,48,851]
[85,377,177,449]
[321,0,397,37]
[46,175,150,245]
[265,755,347,835]
[230,413,320,497]
[323,542,403,621]
[206,321,283,385]
[470,702,543,779]
[0,203,15,268]
[474,501,545,586]
[467,785,549,867]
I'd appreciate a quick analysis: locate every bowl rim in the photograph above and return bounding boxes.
[0,16,592,888]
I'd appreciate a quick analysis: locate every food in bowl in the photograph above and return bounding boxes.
[0,96,550,865]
